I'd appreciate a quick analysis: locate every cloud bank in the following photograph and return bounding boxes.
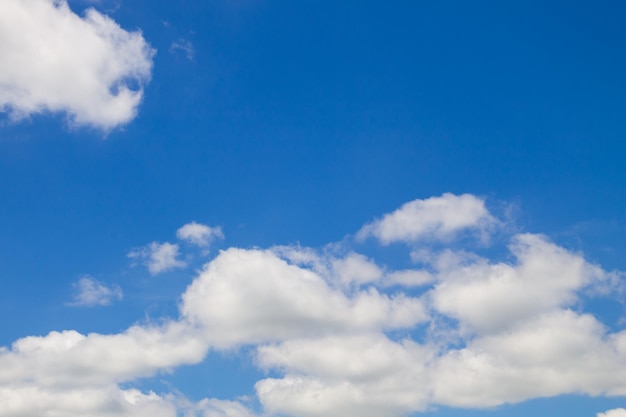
[2,193,625,417]
[0,0,154,130]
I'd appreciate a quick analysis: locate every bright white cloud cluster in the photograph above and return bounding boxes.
[68,275,123,307]
[181,248,427,348]
[0,322,210,417]
[3,193,626,417]
[129,222,223,275]
[0,0,154,130]
[358,193,496,243]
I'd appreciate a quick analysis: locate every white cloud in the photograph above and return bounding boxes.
[430,310,623,407]
[177,222,224,248]
[128,242,186,275]
[430,233,605,334]
[191,398,259,417]
[0,386,176,417]
[0,319,216,417]
[256,333,432,417]
[4,195,626,417]
[0,322,207,387]
[0,0,154,130]
[331,252,383,286]
[599,409,626,417]
[68,275,123,307]
[357,193,496,244]
[180,248,428,348]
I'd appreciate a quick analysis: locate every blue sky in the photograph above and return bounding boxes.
[1,1,626,416]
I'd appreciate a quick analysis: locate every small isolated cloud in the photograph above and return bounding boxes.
[177,222,224,248]
[68,276,122,307]
[0,0,155,130]
[599,409,626,417]
[358,193,496,244]
[128,242,186,275]
[169,38,195,60]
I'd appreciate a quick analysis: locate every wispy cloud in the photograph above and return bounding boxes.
[128,242,186,275]
[67,276,122,307]
[170,38,195,60]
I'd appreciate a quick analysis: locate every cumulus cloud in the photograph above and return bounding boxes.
[0,0,154,130]
[128,242,186,274]
[331,252,383,286]
[357,193,496,244]
[256,334,432,417]
[68,275,123,307]
[0,386,176,417]
[177,222,224,248]
[3,193,626,417]
[0,322,207,387]
[180,248,427,348]
[430,233,605,334]
[0,319,220,417]
[430,310,623,407]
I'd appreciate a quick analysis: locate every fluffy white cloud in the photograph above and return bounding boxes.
[3,193,626,417]
[358,193,496,244]
[0,319,220,417]
[177,222,224,248]
[0,0,154,130]
[331,252,383,286]
[430,310,626,407]
[0,322,207,388]
[599,409,626,417]
[430,233,605,334]
[68,275,123,307]
[256,334,432,417]
[128,242,186,275]
[0,386,176,417]
[180,248,428,348]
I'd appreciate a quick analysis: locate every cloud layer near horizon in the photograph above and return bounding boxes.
[1,193,625,417]
[0,0,154,130]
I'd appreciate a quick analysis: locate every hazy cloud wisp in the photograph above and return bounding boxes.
[67,276,123,307]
